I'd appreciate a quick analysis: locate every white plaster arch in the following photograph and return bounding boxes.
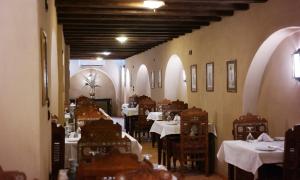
[69,68,118,114]
[164,54,187,102]
[70,68,118,99]
[135,64,151,96]
[243,27,300,113]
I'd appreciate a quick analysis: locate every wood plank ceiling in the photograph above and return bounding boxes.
[56,0,267,60]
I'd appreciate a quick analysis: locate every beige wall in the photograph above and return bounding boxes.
[0,0,63,179]
[126,0,300,176]
[57,25,66,123]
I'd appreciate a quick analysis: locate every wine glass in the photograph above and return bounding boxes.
[246,126,254,142]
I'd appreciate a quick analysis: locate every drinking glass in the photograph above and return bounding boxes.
[246,126,254,142]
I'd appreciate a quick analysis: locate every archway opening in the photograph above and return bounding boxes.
[164,54,187,102]
[135,64,151,96]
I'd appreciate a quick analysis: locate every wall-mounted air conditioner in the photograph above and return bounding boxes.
[79,60,105,69]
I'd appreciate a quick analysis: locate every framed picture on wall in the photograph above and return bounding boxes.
[40,29,49,106]
[227,59,237,92]
[206,62,214,92]
[190,64,197,92]
[151,71,155,89]
[158,69,162,88]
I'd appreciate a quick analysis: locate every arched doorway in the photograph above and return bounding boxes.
[69,68,117,115]
[164,54,187,102]
[135,64,151,96]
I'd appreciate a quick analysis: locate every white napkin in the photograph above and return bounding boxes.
[173,115,181,122]
[257,133,274,142]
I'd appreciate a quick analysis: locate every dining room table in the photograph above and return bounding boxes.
[217,139,284,180]
[121,104,139,135]
[64,131,143,168]
[146,112,163,121]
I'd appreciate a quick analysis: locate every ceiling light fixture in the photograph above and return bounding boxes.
[143,0,165,10]
[100,51,111,56]
[116,36,128,44]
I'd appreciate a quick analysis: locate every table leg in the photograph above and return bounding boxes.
[228,163,234,180]
[151,132,156,148]
[157,137,162,164]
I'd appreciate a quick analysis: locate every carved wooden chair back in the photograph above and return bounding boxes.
[284,125,300,180]
[51,122,65,179]
[136,98,156,141]
[78,120,131,162]
[232,113,268,140]
[0,166,26,180]
[179,107,208,173]
[77,150,153,180]
[156,98,171,112]
[162,100,188,120]
[128,94,139,108]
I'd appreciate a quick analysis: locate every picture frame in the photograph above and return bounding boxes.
[206,62,214,92]
[158,69,162,88]
[190,64,197,92]
[151,71,155,89]
[227,59,237,92]
[41,30,49,106]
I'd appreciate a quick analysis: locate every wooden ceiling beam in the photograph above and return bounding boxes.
[57,7,234,16]
[56,0,267,5]
[58,15,222,22]
[56,1,249,11]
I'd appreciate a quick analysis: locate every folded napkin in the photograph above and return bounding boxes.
[173,115,181,122]
[257,133,274,142]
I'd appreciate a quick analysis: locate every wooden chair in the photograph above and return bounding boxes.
[160,100,188,168]
[171,107,208,174]
[284,125,300,180]
[78,120,131,163]
[156,98,171,112]
[231,113,282,180]
[128,94,139,108]
[0,166,26,180]
[232,113,268,140]
[51,122,65,180]
[136,98,156,142]
[77,150,152,180]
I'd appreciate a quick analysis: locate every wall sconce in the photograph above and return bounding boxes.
[293,49,300,80]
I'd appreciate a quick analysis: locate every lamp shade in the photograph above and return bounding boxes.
[293,49,300,79]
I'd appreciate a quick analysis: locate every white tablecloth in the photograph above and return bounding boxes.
[150,121,217,138]
[64,132,142,168]
[217,140,284,175]
[147,112,163,121]
[122,107,138,116]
